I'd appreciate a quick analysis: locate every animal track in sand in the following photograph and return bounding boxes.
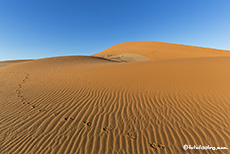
[63,117,75,121]
[38,109,46,112]
[150,142,165,151]
[83,121,91,127]
[16,73,33,108]
[102,126,112,133]
[149,143,157,150]
[157,142,165,149]
[125,131,136,140]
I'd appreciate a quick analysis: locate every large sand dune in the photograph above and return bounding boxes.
[94,41,230,61]
[0,41,230,154]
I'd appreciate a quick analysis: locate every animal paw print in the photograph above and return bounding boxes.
[157,143,165,149]
[150,143,157,150]
[150,142,165,150]
[70,117,75,120]
[126,131,136,140]
[83,121,91,127]
[103,127,112,133]
[38,109,46,112]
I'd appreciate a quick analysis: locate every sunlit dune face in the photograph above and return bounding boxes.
[1,42,230,154]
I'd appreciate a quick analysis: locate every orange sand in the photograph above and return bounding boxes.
[0,60,32,67]
[0,41,230,154]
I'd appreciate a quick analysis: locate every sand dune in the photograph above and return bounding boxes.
[0,42,230,154]
[0,60,32,67]
[94,41,230,61]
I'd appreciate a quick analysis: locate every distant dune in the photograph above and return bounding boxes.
[0,60,32,67]
[0,41,230,154]
[94,41,229,62]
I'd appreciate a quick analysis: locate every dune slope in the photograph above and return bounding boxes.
[94,41,230,61]
[0,60,32,67]
[0,42,230,154]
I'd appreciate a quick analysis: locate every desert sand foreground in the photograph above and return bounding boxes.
[0,41,230,154]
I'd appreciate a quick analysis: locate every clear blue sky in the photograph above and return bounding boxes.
[0,0,229,61]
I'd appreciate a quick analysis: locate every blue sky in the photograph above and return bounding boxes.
[0,0,229,61]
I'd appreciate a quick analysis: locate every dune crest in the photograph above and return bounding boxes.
[94,41,230,61]
[0,60,32,67]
